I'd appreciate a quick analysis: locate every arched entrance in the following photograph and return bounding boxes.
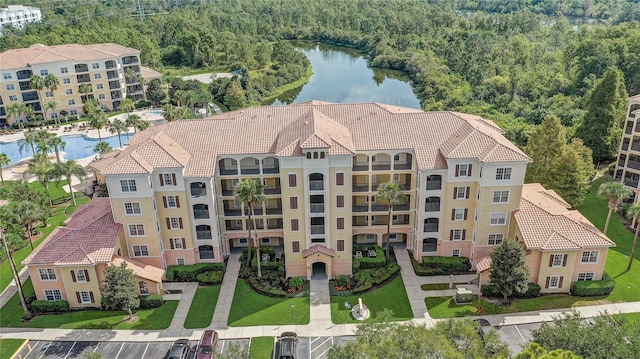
[312,262,327,279]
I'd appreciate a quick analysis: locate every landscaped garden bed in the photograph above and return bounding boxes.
[165,262,226,284]
[239,246,308,298]
[410,253,473,276]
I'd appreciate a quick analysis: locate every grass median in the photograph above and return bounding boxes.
[249,336,274,359]
[184,285,221,329]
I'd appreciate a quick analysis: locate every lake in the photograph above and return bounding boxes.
[268,43,421,109]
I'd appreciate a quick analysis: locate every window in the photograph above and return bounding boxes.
[291,219,299,231]
[96,83,103,89]
[45,91,53,98]
[365,234,376,242]
[78,291,94,304]
[164,195,179,208]
[2,73,12,80]
[336,172,344,186]
[92,63,100,69]
[337,195,345,208]
[38,268,57,281]
[496,168,512,180]
[452,208,467,221]
[170,238,185,249]
[456,164,472,177]
[128,224,145,236]
[337,239,345,252]
[337,217,345,230]
[44,289,62,301]
[70,109,78,115]
[577,272,595,281]
[65,89,73,95]
[550,254,566,267]
[60,67,68,74]
[120,179,137,192]
[94,73,102,80]
[451,229,465,241]
[132,245,149,256]
[72,269,89,282]
[289,197,298,210]
[5,84,15,91]
[9,95,17,102]
[98,94,106,100]
[487,234,504,245]
[40,69,48,76]
[292,241,300,253]
[68,99,75,106]
[167,217,183,230]
[546,276,562,289]
[422,238,438,252]
[288,174,297,187]
[581,251,599,263]
[124,202,141,215]
[454,186,469,199]
[62,78,71,84]
[160,173,176,186]
[452,249,461,257]
[176,258,185,265]
[490,212,507,225]
[492,190,509,203]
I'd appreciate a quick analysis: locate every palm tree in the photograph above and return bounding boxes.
[125,114,141,135]
[120,98,135,118]
[87,109,108,142]
[6,103,25,129]
[94,141,113,155]
[34,130,54,155]
[377,181,407,264]
[0,207,31,317]
[26,153,54,207]
[13,200,41,250]
[234,178,266,277]
[47,136,66,163]
[46,102,58,124]
[79,83,93,104]
[0,153,10,185]
[21,131,37,155]
[163,104,180,122]
[109,119,128,148]
[82,98,99,116]
[626,204,640,271]
[597,181,632,235]
[22,106,36,125]
[44,74,60,123]
[52,160,87,206]
[29,75,46,121]
[135,120,149,132]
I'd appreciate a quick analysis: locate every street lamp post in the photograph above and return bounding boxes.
[344,301,351,321]
[290,303,294,322]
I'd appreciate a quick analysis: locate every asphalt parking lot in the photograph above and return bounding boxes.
[493,323,541,353]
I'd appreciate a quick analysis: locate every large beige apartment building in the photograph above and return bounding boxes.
[0,43,161,127]
[615,95,640,201]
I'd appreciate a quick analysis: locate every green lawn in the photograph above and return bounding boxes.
[249,336,274,359]
[330,276,413,324]
[0,185,90,292]
[424,297,502,319]
[1,279,177,329]
[184,285,221,329]
[228,279,309,326]
[421,283,463,291]
[0,338,26,358]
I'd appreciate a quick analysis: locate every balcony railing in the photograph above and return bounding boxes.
[426,181,442,191]
[267,219,283,229]
[240,166,260,175]
[393,203,410,211]
[371,204,387,212]
[263,166,280,174]
[632,144,640,152]
[264,187,281,195]
[352,163,369,171]
[425,203,440,212]
[398,182,411,190]
[309,180,324,191]
[624,179,639,188]
[353,218,368,226]
[352,184,369,192]
[353,204,368,212]
[191,188,207,198]
[193,210,210,219]
[225,222,243,230]
[394,162,412,170]
[310,203,324,213]
[424,224,439,232]
[393,218,410,225]
[311,225,325,234]
[266,207,282,215]
[224,208,242,216]
[628,161,640,170]
[196,231,212,240]
[219,167,238,175]
[372,162,392,171]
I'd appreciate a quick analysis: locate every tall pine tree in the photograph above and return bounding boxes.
[576,67,628,163]
[489,238,530,304]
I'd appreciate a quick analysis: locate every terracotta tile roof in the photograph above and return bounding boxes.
[629,95,640,102]
[111,257,164,282]
[140,66,162,80]
[513,184,616,251]
[0,43,139,70]
[302,244,336,258]
[22,198,121,266]
[475,256,492,272]
[94,103,530,178]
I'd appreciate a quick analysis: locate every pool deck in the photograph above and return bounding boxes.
[1,109,166,185]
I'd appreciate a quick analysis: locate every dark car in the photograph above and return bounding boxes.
[196,330,218,359]
[277,332,298,359]
[167,338,190,359]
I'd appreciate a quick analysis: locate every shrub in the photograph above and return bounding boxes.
[288,276,304,290]
[481,283,541,298]
[416,256,472,275]
[196,270,224,285]
[31,300,69,313]
[166,263,226,282]
[353,246,386,270]
[138,294,164,309]
[353,280,372,294]
[336,275,350,287]
[571,279,615,297]
[250,255,284,273]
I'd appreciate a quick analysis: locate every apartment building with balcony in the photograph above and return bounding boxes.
[615,95,640,201]
[88,102,546,279]
[0,43,159,126]
[0,5,41,32]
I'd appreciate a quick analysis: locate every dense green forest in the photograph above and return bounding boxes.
[2,0,640,148]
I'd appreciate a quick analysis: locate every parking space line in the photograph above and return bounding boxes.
[114,343,125,359]
[514,325,527,342]
[219,340,226,355]
[93,342,101,352]
[140,343,150,358]
[310,338,332,353]
[21,340,38,359]
[63,342,77,359]
[310,337,322,344]
[308,337,311,359]
[316,347,332,358]
[38,342,52,359]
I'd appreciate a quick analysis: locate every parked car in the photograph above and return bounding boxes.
[277,332,298,359]
[167,338,190,359]
[196,330,218,359]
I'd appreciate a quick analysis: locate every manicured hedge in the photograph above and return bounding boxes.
[251,256,285,275]
[481,283,541,298]
[196,270,224,285]
[246,277,288,297]
[353,263,400,293]
[31,300,69,313]
[138,294,164,309]
[353,246,386,271]
[571,279,615,297]
[166,263,226,282]
[412,256,471,275]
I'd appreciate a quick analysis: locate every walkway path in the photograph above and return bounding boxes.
[394,249,431,319]
[163,282,198,337]
[210,252,242,329]
[0,267,29,308]
[309,279,332,328]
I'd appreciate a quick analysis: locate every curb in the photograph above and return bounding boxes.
[9,338,29,359]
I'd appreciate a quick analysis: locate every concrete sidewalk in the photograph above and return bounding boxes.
[210,252,241,329]
[394,248,430,319]
[163,282,198,337]
[0,267,29,308]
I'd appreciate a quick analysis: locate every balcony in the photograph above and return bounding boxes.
[352,184,369,192]
[311,225,325,235]
[219,166,238,176]
[309,180,324,191]
[372,161,391,171]
[16,70,32,80]
[394,161,412,170]
[353,204,368,212]
[393,203,410,211]
[190,182,207,198]
[223,208,242,216]
[263,166,279,174]
[225,221,243,230]
[267,219,283,229]
[393,216,410,225]
[110,91,122,100]
[122,56,139,65]
[426,180,442,191]
[193,210,210,219]
[371,204,387,212]
[105,60,117,69]
[74,64,88,73]
[109,80,121,90]
[76,74,90,83]
[199,246,214,259]
[21,92,38,102]
[353,163,369,171]
[19,81,30,91]
[425,202,440,212]
[310,203,324,213]
[424,224,439,232]
[264,186,281,195]
[240,166,260,175]
[628,161,640,170]
[196,230,212,240]
[266,207,283,215]
[626,122,634,135]
[353,217,368,226]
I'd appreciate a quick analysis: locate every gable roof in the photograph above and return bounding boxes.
[111,257,164,282]
[513,184,616,251]
[92,102,530,178]
[22,198,121,266]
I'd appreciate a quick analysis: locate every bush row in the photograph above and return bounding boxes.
[250,255,285,275]
[571,279,615,297]
[353,263,401,294]
[481,283,541,298]
[245,277,288,297]
[138,294,164,309]
[411,254,472,276]
[31,300,70,313]
[353,246,386,271]
[166,263,226,282]
[196,270,225,285]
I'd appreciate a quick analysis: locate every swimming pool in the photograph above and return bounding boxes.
[0,133,127,166]
[148,109,163,116]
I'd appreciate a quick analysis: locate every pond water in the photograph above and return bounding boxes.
[1,133,126,166]
[268,43,421,109]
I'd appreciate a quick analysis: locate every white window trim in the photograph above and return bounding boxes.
[454,208,465,221]
[171,238,184,249]
[456,186,467,199]
[496,167,512,180]
[489,212,507,226]
[162,173,175,186]
[38,268,57,281]
[458,164,469,177]
[492,190,510,204]
[44,289,62,301]
[452,229,463,241]
[128,224,145,237]
[123,202,142,215]
[581,251,599,264]
[79,291,92,304]
[487,234,504,245]
[452,249,461,257]
[176,258,185,265]
[166,196,177,208]
[74,270,87,282]
[169,217,181,230]
[577,272,595,281]
[548,276,560,288]
[551,254,564,267]
[132,245,149,257]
